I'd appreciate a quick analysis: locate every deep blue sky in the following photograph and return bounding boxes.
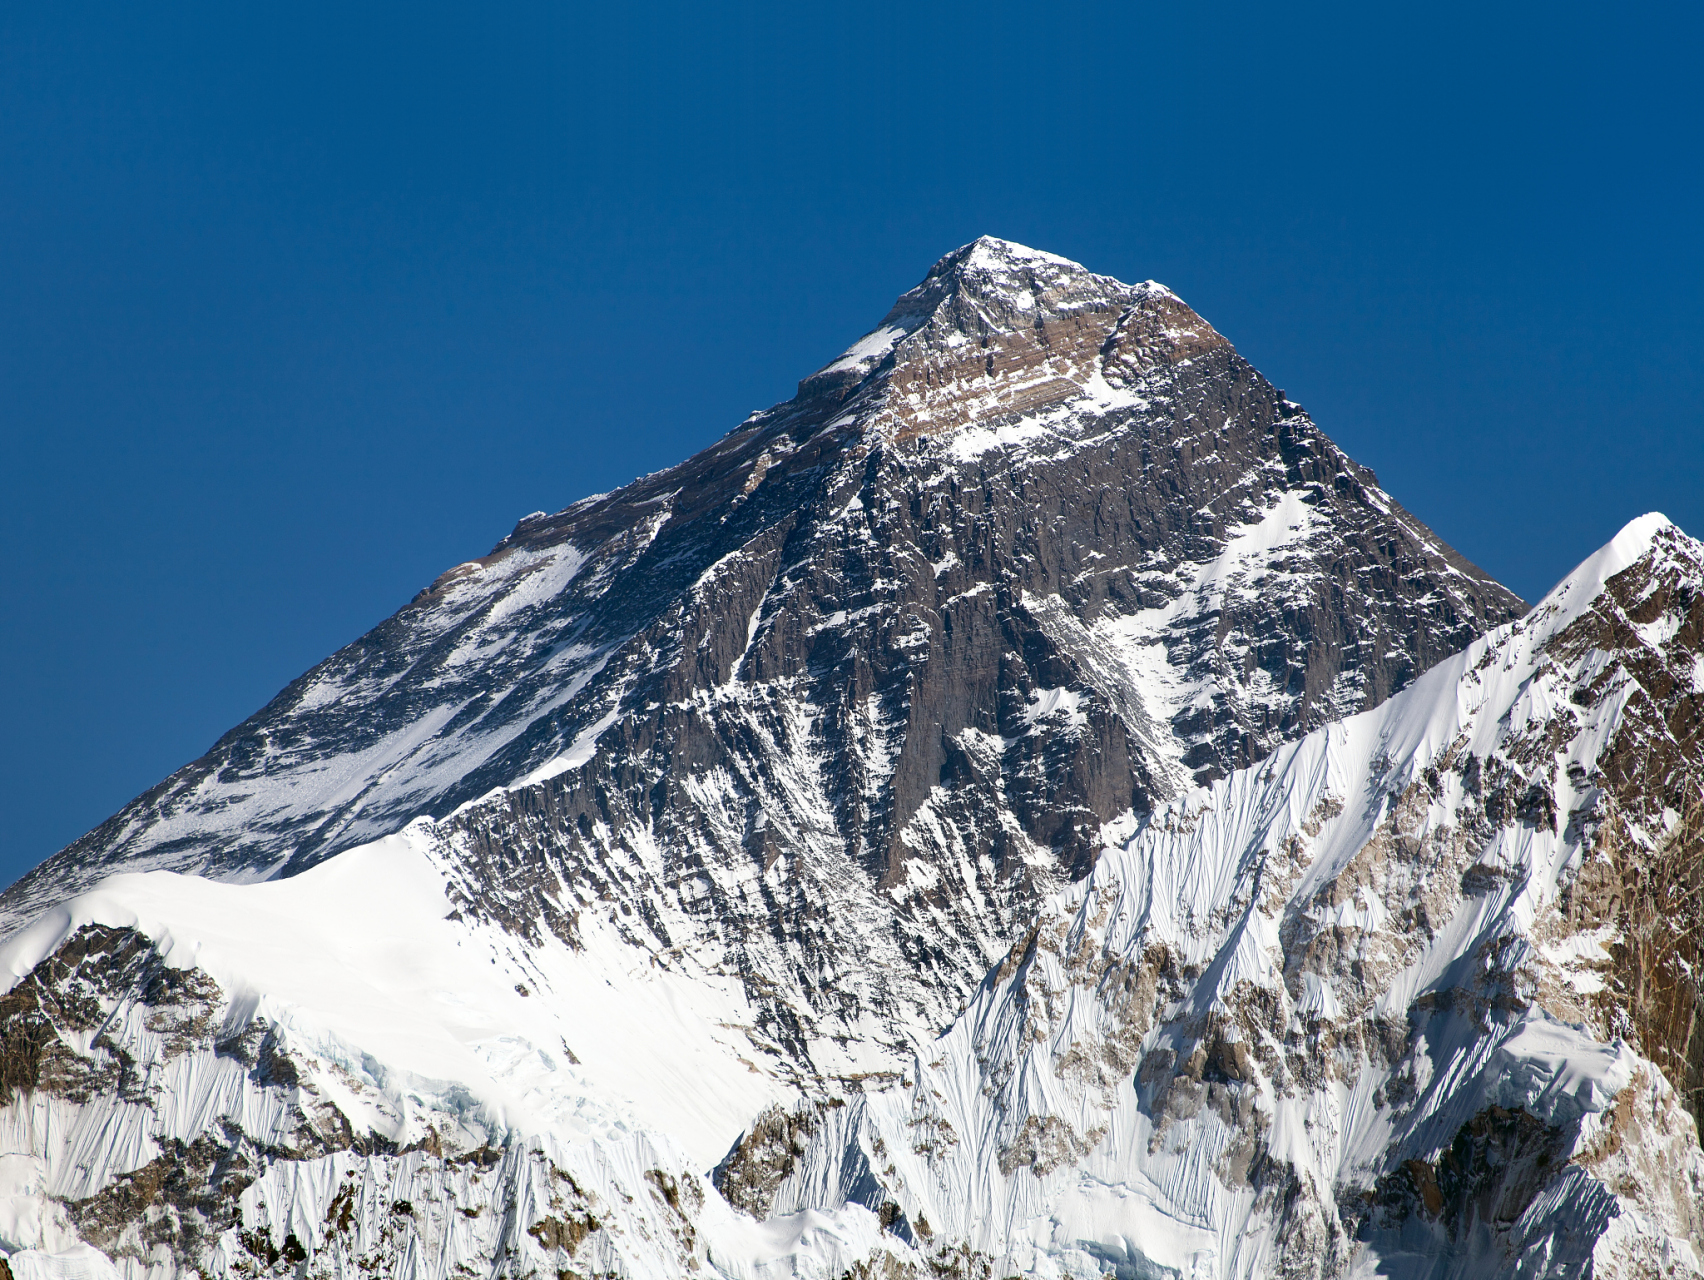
[3,2,1700,883]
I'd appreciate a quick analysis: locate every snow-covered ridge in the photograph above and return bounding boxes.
[0,826,886,1278]
[958,237,1082,272]
[0,826,780,1164]
[814,319,924,380]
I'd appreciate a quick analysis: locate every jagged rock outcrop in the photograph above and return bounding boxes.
[3,239,1521,1077]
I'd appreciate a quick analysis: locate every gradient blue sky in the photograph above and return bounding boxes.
[3,1,1700,883]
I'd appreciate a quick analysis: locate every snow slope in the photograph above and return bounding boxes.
[0,826,890,1278]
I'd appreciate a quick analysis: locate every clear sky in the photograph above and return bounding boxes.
[2,1,1700,884]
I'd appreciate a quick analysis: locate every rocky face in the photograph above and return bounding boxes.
[3,239,1521,1078]
[1538,525,1704,1138]
[753,516,1704,1279]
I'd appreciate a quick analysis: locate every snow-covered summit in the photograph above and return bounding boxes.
[798,232,1217,451]
[952,234,1083,270]
[1540,510,1673,616]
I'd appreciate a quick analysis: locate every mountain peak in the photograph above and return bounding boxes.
[8,235,1525,941]
[1608,508,1676,558]
[5,237,1524,1070]
[886,233,1121,330]
[1541,510,1681,621]
[801,236,1109,392]
[0,238,1591,1279]
[926,234,1086,279]
[799,238,1227,444]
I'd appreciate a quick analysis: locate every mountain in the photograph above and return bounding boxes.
[2,238,1521,1083]
[10,237,1664,1279]
[0,512,1696,1279]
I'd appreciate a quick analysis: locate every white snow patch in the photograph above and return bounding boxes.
[521,696,625,786]
[818,322,915,377]
[1022,687,1087,731]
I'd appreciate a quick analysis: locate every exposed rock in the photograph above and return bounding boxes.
[769,515,1704,1280]
[712,1101,822,1218]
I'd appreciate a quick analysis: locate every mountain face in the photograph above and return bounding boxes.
[747,514,1704,1280]
[14,237,1685,1280]
[0,518,1696,1280]
[4,239,1520,1079]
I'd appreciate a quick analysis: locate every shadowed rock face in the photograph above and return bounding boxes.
[4,237,1522,1062]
